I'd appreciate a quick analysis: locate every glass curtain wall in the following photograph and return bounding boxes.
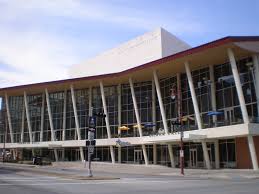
[28,94,42,143]
[9,96,24,143]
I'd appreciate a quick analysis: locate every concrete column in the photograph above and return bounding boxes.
[153,70,175,167]
[153,144,157,165]
[228,49,258,170]
[247,135,258,170]
[209,65,217,125]
[185,62,211,169]
[62,90,67,141]
[40,93,45,142]
[24,91,33,143]
[152,80,156,133]
[70,85,81,140]
[45,88,58,162]
[20,102,25,143]
[252,55,259,114]
[70,85,84,161]
[5,93,14,143]
[185,62,202,129]
[214,140,220,169]
[62,90,67,161]
[100,81,115,164]
[129,77,149,165]
[117,84,122,163]
[228,48,249,123]
[153,70,169,134]
[202,141,211,169]
[168,144,175,167]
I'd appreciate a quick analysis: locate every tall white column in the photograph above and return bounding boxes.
[117,84,122,163]
[152,80,156,133]
[185,62,203,129]
[100,81,115,164]
[228,48,249,123]
[5,93,14,143]
[152,70,175,167]
[129,78,149,165]
[70,85,81,140]
[228,49,258,170]
[185,62,211,169]
[202,141,211,169]
[214,140,220,169]
[24,91,33,143]
[62,90,67,161]
[70,85,84,161]
[45,88,58,162]
[247,135,258,170]
[62,90,67,141]
[153,70,169,134]
[252,55,259,114]
[209,65,217,125]
[20,103,25,143]
[40,93,45,142]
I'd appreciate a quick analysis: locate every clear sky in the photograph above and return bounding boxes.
[0,0,259,88]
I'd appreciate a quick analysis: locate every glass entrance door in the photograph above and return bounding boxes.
[189,148,197,168]
[224,108,235,125]
[134,150,143,164]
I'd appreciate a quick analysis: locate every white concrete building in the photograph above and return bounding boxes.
[69,28,190,78]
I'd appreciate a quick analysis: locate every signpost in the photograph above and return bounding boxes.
[85,108,106,177]
[86,115,96,177]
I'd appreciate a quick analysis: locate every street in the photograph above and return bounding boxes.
[1,166,259,194]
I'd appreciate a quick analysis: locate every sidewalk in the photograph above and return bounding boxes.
[52,161,259,180]
[1,162,259,180]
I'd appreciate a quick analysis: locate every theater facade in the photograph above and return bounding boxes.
[1,36,259,170]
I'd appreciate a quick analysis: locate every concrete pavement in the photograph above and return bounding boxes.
[1,164,259,194]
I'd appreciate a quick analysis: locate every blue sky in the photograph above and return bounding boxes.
[0,0,259,88]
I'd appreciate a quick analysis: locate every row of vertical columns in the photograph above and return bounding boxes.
[70,85,84,162]
[100,81,115,164]
[129,78,149,165]
[45,89,58,161]
[228,49,258,170]
[185,62,211,169]
[153,70,175,167]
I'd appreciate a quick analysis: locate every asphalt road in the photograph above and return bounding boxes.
[1,167,259,194]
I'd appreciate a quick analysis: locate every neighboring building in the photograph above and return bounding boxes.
[0,33,259,170]
[69,28,190,78]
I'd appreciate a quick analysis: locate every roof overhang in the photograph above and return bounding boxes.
[1,36,259,96]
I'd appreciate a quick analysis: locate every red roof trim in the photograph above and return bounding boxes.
[1,36,259,92]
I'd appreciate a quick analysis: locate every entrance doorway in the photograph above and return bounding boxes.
[224,108,235,125]
[134,150,143,164]
[189,148,198,168]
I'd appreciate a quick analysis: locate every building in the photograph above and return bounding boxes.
[0,31,259,170]
[69,28,190,78]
